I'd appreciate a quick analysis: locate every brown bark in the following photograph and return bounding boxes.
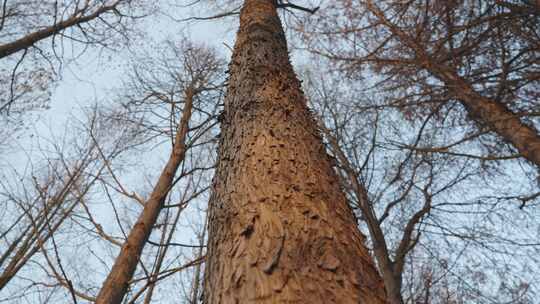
[95,88,194,304]
[0,1,120,59]
[203,1,387,303]
[437,69,540,167]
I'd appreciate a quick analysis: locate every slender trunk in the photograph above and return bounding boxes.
[142,194,189,304]
[95,89,194,304]
[189,213,208,304]
[0,2,119,59]
[352,182,403,304]
[142,210,171,304]
[203,1,387,303]
[366,1,540,167]
[335,167,404,304]
[322,124,403,304]
[440,69,540,166]
[380,271,402,304]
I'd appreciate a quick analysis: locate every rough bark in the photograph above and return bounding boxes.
[203,1,387,303]
[95,89,194,304]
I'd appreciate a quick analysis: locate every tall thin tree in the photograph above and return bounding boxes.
[94,40,223,304]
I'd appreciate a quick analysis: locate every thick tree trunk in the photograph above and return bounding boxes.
[95,89,194,304]
[203,1,387,303]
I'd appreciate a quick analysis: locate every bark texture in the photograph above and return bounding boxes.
[203,1,387,303]
[95,89,194,304]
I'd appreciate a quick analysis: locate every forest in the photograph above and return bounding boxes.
[0,0,539,303]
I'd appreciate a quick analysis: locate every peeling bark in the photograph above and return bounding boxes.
[203,1,387,303]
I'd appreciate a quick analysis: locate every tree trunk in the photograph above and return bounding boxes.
[203,1,387,303]
[365,1,540,167]
[189,213,208,304]
[322,123,404,304]
[95,88,194,304]
[438,69,540,167]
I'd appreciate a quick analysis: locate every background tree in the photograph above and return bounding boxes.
[0,104,147,301]
[300,60,540,304]
[0,0,151,144]
[295,2,540,300]
[297,0,540,166]
[95,39,224,304]
[0,37,223,303]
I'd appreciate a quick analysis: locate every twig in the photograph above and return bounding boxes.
[277,1,320,14]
